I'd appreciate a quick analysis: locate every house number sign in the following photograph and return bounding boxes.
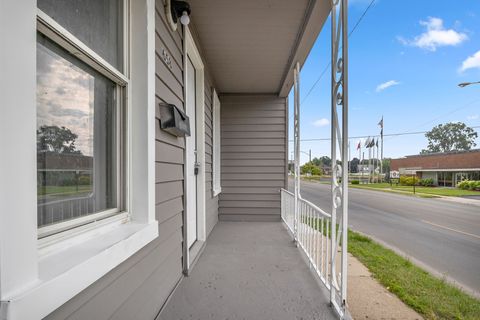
[162,49,173,70]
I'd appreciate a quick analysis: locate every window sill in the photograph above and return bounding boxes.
[2,220,158,320]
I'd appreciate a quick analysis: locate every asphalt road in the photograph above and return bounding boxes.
[289,179,480,296]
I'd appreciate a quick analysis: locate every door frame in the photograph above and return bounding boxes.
[183,25,206,273]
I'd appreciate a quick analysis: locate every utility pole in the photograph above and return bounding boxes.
[376,141,379,183]
[348,140,351,175]
[309,149,311,163]
[380,116,384,182]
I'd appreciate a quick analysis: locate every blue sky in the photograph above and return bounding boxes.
[289,0,480,164]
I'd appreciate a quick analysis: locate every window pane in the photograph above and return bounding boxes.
[37,33,118,229]
[38,0,123,71]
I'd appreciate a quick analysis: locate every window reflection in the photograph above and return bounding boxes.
[37,33,117,228]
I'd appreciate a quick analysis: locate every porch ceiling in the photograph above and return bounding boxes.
[189,0,331,96]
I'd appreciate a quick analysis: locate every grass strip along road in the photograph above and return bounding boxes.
[350,182,480,197]
[347,230,480,320]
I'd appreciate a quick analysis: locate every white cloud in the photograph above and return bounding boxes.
[376,80,400,92]
[37,43,94,156]
[313,118,330,127]
[399,17,468,51]
[467,114,479,120]
[459,50,480,72]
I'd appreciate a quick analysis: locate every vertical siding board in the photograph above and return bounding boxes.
[219,95,287,221]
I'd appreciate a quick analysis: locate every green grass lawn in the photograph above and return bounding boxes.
[351,182,480,197]
[301,175,323,182]
[348,230,480,319]
[38,185,92,196]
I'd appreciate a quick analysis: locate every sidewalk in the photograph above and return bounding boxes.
[348,253,422,320]
[437,195,480,207]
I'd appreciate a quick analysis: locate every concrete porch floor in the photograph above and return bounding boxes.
[158,221,337,320]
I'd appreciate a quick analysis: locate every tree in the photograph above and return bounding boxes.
[421,122,478,154]
[350,157,360,173]
[311,156,331,167]
[382,158,391,175]
[301,162,322,176]
[37,125,82,154]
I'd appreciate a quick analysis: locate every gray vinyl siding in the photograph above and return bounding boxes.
[219,95,288,221]
[45,1,218,319]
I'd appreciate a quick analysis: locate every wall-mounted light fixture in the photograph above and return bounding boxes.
[165,0,191,31]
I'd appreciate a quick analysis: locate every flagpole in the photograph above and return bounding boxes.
[372,142,376,183]
[380,116,384,182]
[368,142,372,183]
[362,151,365,182]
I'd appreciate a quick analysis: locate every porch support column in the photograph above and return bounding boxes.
[293,62,301,245]
[330,0,349,317]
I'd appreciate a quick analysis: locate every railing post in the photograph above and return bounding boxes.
[330,0,338,306]
[341,0,349,310]
[330,0,349,317]
[293,62,301,246]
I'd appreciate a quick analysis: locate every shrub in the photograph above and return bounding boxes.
[468,181,477,190]
[457,180,480,191]
[457,180,469,190]
[419,178,434,187]
[351,180,360,185]
[78,175,91,185]
[399,176,417,186]
[301,162,322,176]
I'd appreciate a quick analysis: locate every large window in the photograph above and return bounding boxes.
[36,1,126,237]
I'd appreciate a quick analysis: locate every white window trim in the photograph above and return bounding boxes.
[35,9,128,239]
[212,89,222,197]
[0,1,158,319]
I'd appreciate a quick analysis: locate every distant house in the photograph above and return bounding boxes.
[391,149,480,187]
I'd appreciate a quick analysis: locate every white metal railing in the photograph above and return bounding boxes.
[287,0,349,317]
[281,189,332,289]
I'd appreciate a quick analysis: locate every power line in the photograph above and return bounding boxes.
[348,0,376,38]
[301,0,377,105]
[384,98,480,142]
[288,125,480,142]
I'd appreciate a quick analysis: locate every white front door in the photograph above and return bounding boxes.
[185,57,197,248]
